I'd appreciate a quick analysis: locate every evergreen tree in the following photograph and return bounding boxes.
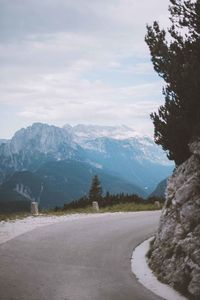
[145,0,200,165]
[89,175,102,202]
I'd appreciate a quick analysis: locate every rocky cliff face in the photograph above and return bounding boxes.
[148,140,200,299]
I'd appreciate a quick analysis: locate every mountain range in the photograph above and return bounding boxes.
[150,178,168,198]
[0,123,173,210]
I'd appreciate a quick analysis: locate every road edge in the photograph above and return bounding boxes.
[131,237,188,300]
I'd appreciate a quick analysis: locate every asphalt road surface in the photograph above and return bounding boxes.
[0,211,163,300]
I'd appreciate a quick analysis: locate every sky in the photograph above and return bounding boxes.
[0,0,170,139]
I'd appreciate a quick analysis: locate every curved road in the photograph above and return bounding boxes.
[0,211,163,300]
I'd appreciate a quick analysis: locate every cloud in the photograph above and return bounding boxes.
[0,0,169,40]
[0,0,170,138]
[10,72,163,130]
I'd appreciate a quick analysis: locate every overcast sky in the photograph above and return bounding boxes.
[0,0,170,138]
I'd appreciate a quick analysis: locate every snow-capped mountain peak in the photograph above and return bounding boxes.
[63,124,150,141]
[0,123,173,192]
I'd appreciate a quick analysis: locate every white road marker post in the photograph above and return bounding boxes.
[92,201,99,212]
[31,202,39,216]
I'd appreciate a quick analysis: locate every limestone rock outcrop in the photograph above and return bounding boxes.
[148,140,200,299]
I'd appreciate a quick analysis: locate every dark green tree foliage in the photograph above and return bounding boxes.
[145,0,200,165]
[89,175,102,202]
[63,193,146,210]
[62,176,164,211]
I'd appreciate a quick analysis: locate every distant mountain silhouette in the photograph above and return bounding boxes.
[0,123,173,210]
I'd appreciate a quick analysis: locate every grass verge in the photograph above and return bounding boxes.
[0,212,31,222]
[0,203,162,221]
[43,202,162,216]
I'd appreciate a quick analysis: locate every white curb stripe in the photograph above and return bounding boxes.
[131,237,188,300]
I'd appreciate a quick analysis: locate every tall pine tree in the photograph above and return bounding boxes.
[89,175,102,202]
[145,0,200,165]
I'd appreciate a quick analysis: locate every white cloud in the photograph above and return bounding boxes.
[7,71,162,133]
[0,0,170,138]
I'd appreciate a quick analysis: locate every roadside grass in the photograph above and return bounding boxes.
[99,203,162,213]
[43,206,95,216]
[43,202,162,215]
[0,212,30,222]
[0,203,162,222]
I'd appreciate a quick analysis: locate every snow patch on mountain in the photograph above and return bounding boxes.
[14,183,35,201]
[63,124,147,141]
[63,124,171,166]
[85,160,103,169]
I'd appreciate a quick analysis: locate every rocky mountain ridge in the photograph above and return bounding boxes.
[0,123,173,191]
[150,178,168,198]
[0,139,8,145]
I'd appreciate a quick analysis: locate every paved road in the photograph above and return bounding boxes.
[0,211,163,300]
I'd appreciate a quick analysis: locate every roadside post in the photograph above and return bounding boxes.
[92,201,99,212]
[31,202,39,216]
